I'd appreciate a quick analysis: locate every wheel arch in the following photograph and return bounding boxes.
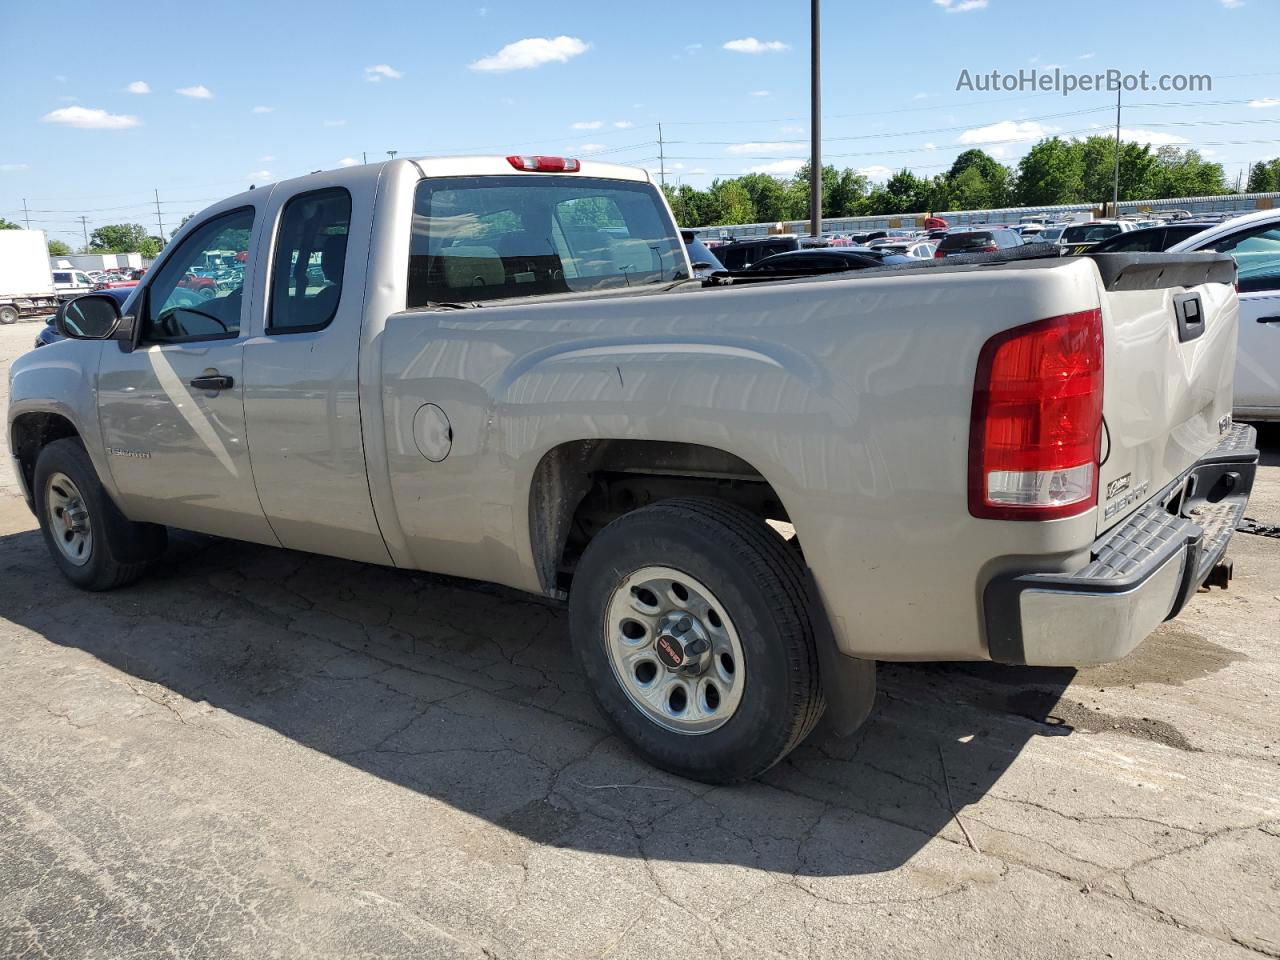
[10,410,83,506]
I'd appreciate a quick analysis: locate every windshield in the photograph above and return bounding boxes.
[1063,224,1122,243]
[407,175,687,307]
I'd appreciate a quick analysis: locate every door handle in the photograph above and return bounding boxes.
[189,372,234,391]
[1258,316,1280,324]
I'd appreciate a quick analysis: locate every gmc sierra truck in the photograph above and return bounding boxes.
[8,155,1259,783]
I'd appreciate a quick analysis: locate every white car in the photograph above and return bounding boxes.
[50,269,94,297]
[1168,209,1280,421]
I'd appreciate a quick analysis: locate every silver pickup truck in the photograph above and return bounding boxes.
[8,155,1259,783]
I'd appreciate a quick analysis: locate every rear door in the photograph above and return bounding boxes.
[1196,219,1280,417]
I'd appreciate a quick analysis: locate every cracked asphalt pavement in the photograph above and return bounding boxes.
[0,322,1278,959]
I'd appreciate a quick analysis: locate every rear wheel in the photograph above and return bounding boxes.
[34,438,166,590]
[570,498,825,784]
[0,304,19,325]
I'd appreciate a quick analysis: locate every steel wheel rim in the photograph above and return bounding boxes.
[45,472,93,567]
[604,565,745,735]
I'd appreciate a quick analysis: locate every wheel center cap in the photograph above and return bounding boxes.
[655,634,685,669]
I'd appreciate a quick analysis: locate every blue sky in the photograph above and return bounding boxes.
[2,0,1278,241]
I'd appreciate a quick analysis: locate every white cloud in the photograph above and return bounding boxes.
[747,158,805,175]
[571,120,603,130]
[247,170,272,180]
[779,125,805,135]
[176,85,213,99]
[1117,128,1188,146]
[364,64,403,82]
[339,157,359,167]
[260,155,275,162]
[0,163,29,172]
[252,105,274,114]
[684,43,702,54]
[614,120,634,128]
[934,0,988,10]
[323,119,347,127]
[957,119,1059,145]
[924,142,938,151]
[1221,0,1243,8]
[1248,98,1280,109]
[727,141,806,155]
[913,92,929,100]
[41,106,140,130]
[858,165,894,181]
[1078,52,1096,60]
[470,36,589,72]
[724,37,790,54]
[751,90,771,97]
[579,143,606,151]
[126,80,150,94]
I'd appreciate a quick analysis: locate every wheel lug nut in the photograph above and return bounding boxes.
[676,617,692,633]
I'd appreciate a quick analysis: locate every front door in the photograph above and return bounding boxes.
[1202,220,1280,417]
[97,206,279,545]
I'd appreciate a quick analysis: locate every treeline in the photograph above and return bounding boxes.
[1247,158,1280,193]
[662,136,1234,227]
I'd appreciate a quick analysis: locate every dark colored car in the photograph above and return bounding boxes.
[1086,222,1216,254]
[715,237,805,271]
[934,228,1023,257]
[34,286,137,349]
[681,230,726,277]
[744,248,914,274]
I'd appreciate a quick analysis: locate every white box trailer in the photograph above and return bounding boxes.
[0,230,59,324]
[49,252,143,272]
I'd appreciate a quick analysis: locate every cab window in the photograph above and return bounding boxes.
[1209,223,1280,294]
[269,188,351,332]
[142,208,254,342]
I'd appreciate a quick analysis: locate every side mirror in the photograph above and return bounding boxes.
[55,294,121,340]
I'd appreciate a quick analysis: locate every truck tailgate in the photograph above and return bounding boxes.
[1091,252,1240,535]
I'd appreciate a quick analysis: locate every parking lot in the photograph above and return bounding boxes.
[0,319,1276,959]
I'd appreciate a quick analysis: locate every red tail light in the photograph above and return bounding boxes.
[506,155,581,172]
[968,308,1104,521]
[934,250,947,258]
[981,245,999,253]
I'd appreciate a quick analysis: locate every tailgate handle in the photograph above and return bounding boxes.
[1173,292,1205,344]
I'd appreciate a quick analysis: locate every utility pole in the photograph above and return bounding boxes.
[21,199,31,230]
[1111,86,1122,217]
[387,150,398,160]
[362,151,367,164]
[79,216,89,252]
[658,123,666,189]
[153,188,166,246]
[809,0,822,238]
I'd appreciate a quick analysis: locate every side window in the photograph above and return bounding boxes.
[53,272,71,284]
[269,188,351,332]
[1208,223,1280,294]
[143,208,254,342]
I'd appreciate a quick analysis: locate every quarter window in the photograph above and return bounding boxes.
[269,188,352,331]
[142,208,254,342]
[1208,223,1280,294]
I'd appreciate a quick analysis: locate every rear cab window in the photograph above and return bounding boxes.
[407,175,686,308]
[1063,224,1122,244]
[270,188,351,332]
[939,232,994,252]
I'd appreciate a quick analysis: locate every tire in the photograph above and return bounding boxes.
[570,498,825,784]
[0,304,18,325]
[33,438,166,591]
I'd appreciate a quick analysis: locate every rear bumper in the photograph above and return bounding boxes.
[984,423,1259,666]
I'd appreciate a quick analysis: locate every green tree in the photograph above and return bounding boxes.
[88,222,150,252]
[1015,138,1086,206]
[1245,160,1280,193]
[707,179,756,226]
[1148,146,1228,198]
[139,236,165,259]
[735,173,789,223]
[171,213,195,239]
[1078,136,1158,204]
[0,218,21,230]
[47,238,71,256]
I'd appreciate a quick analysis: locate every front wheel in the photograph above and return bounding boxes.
[34,438,166,590]
[570,498,825,784]
[0,304,19,325]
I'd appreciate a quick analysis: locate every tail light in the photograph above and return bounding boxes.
[934,250,947,258]
[981,245,999,253]
[968,308,1104,521]
[507,155,581,172]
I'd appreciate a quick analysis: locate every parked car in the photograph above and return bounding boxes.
[51,269,94,298]
[1085,222,1216,254]
[1059,220,1136,255]
[715,236,804,270]
[681,230,725,277]
[868,239,935,259]
[744,248,914,273]
[10,154,1256,785]
[933,228,1023,257]
[1167,209,1280,421]
[177,273,219,298]
[1027,225,1066,245]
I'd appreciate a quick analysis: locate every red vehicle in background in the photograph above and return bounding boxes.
[177,274,217,298]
